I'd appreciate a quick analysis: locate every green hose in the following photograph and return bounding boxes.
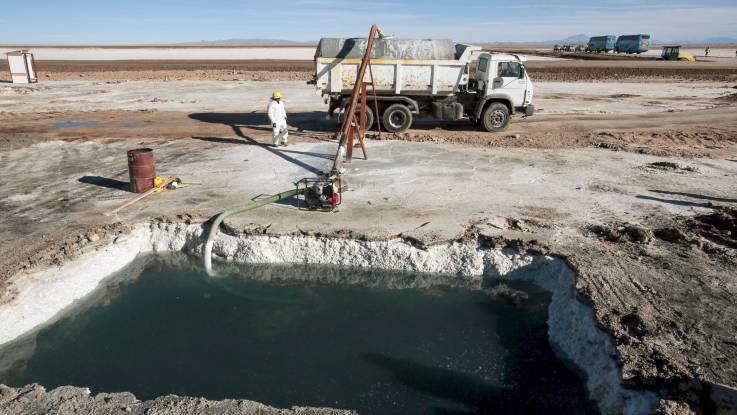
[203,188,299,274]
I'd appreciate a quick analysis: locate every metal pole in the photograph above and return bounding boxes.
[346,113,355,160]
[368,60,381,136]
[358,82,368,159]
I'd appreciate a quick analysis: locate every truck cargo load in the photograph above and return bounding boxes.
[315,38,458,60]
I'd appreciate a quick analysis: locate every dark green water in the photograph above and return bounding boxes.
[0,255,597,414]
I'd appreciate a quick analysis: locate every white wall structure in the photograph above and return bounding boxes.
[6,50,38,84]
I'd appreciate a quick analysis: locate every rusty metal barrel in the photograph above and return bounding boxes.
[127,148,156,193]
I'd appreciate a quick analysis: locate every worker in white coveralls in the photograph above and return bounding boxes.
[267,91,288,147]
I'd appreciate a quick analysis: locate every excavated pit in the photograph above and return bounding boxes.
[0,254,597,414]
[0,222,659,414]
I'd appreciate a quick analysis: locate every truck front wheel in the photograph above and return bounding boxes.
[382,104,413,133]
[481,103,510,132]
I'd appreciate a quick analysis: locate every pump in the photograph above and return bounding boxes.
[296,178,342,211]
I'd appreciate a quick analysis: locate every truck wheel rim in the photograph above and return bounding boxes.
[489,110,506,128]
[389,112,406,128]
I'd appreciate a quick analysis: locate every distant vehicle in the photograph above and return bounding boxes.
[659,45,696,62]
[588,35,617,53]
[553,44,562,52]
[615,34,650,54]
[575,44,586,52]
[562,44,575,52]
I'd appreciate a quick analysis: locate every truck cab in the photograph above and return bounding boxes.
[471,53,534,131]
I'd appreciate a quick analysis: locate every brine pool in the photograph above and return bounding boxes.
[0,254,597,414]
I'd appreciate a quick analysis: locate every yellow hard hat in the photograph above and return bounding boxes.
[272,91,282,99]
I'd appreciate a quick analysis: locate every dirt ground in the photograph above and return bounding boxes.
[1,59,737,414]
[1,107,736,159]
[1,79,736,159]
[3,57,737,82]
[526,60,737,82]
[2,59,315,81]
[0,384,355,415]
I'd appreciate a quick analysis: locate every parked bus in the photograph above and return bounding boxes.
[587,35,617,53]
[615,34,650,54]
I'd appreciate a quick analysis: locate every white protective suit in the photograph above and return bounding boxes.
[267,98,288,146]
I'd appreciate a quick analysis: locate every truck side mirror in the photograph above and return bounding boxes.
[519,66,526,79]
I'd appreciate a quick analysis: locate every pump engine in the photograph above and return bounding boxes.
[296,178,342,211]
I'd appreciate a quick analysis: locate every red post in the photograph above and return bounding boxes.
[346,114,354,161]
[359,82,368,160]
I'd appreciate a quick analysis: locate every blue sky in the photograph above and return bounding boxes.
[1,0,736,43]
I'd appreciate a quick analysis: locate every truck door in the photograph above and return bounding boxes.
[492,61,527,106]
[475,56,490,93]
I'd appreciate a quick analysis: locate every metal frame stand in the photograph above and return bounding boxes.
[330,24,385,177]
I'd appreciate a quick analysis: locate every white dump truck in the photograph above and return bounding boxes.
[314,38,534,132]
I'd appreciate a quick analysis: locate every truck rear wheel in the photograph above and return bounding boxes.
[481,103,510,132]
[339,105,374,131]
[382,104,413,133]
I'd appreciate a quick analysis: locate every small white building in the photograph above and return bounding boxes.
[6,50,38,84]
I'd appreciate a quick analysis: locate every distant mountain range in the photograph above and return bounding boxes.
[543,34,590,45]
[179,38,316,45]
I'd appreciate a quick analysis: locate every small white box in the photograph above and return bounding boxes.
[6,50,38,84]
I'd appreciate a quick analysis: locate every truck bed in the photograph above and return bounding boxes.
[314,39,480,97]
[316,57,471,96]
